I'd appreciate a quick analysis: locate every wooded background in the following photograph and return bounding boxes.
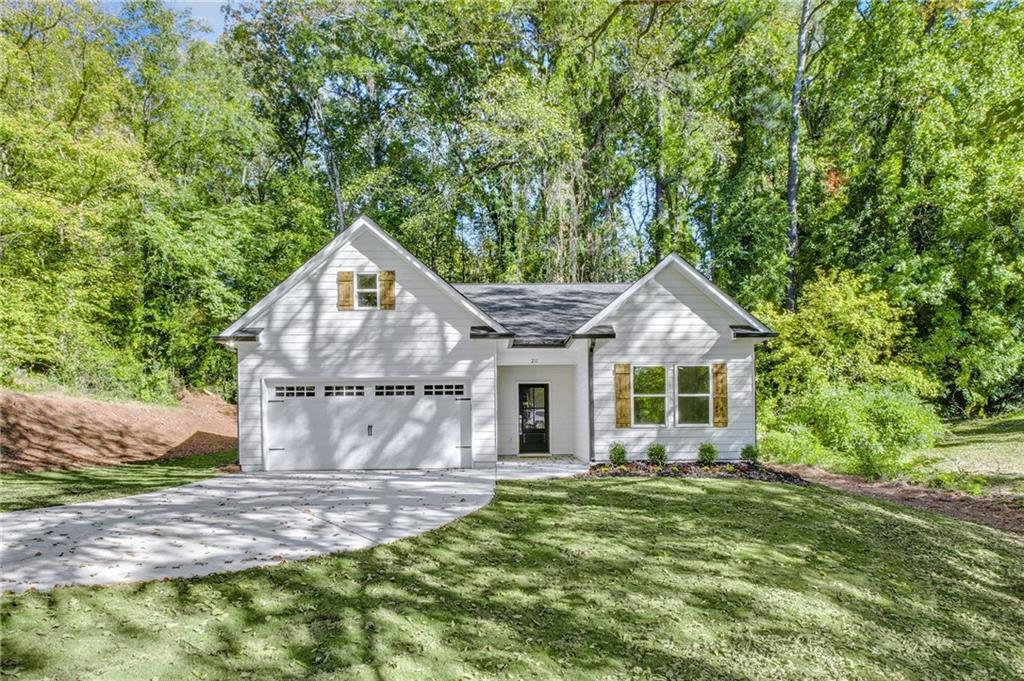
[1,0,1021,417]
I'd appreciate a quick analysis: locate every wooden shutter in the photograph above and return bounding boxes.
[614,363,631,428]
[712,363,728,427]
[379,270,396,310]
[337,271,354,310]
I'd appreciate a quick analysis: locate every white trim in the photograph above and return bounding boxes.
[575,253,772,335]
[221,216,509,336]
[354,271,380,309]
[630,365,667,427]
[674,364,712,427]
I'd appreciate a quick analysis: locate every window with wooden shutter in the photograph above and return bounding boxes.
[676,366,711,425]
[380,270,396,310]
[614,363,631,428]
[337,271,354,310]
[712,363,728,427]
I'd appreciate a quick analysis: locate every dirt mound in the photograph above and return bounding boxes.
[0,390,237,473]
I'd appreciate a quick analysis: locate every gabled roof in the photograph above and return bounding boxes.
[574,253,774,337]
[218,216,510,338]
[455,284,628,346]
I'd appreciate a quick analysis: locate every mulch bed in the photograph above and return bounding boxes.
[582,461,808,486]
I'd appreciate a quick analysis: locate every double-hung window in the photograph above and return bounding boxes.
[676,366,711,425]
[631,366,666,425]
[355,273,379,309]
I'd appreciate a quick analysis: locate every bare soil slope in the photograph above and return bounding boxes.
[0,391,237,473]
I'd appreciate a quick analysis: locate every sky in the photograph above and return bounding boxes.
[99,1,229,40]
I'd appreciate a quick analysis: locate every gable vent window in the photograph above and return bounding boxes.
[275,385,315,398]
[324,385,364,397]
[356,273,379,309]
[375,384,415,397]
[424,384,465,396]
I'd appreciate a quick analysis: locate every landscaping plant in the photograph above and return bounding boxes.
[608,441,627,466]
[697,442,717,466]
[740,444,758,462]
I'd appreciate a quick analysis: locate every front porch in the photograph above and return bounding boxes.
[494,350,591,463]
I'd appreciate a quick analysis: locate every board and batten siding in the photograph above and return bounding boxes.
[592,266,757,461]
[235,229,498,471]
[496,365,576,457]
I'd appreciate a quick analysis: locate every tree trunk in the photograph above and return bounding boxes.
[785,0,812,310]
[310,96,346,231]
[652,81,667,263]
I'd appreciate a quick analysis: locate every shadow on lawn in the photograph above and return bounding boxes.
[4,479,1024,680]
[0,451,238,512]
[934,414,1024,447]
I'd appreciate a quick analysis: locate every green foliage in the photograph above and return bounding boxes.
[646,443,667,467]
[782,387,944,479]
[697,442,717,466]
[740,444,758,463]
[755,271,937,407]
[0,0,1021,417]
[758,424,829,466]
[608,442,628,466]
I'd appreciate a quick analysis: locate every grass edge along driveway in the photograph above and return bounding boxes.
[3,477,1023,680]
[0,451,238,512]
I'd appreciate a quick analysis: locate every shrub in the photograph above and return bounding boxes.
[740,444,758,462]
[697,442,717,466]
[783,386,943,479]
[758,424,828,465]
[608,441,627,466]
[646,443,667,466]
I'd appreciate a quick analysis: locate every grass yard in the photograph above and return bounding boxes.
[3,478,1023,680]
[917,411,1024,495]
[0,451,238,512]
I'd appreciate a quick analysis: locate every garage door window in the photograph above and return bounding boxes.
[424,384,465,396]
[324,385,365,397]
[375,384,415,396]
[275,385,316,397]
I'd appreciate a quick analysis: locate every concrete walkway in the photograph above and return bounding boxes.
[1,462,586,592]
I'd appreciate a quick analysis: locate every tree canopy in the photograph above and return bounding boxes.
[1,0,1021,414]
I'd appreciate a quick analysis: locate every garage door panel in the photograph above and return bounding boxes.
[265,380,468,470]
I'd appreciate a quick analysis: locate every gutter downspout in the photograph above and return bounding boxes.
[588,338,596,463]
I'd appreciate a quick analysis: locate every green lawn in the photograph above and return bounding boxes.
[0,451,238,512]
[916,411,1024,495]
[3,478,1023,680]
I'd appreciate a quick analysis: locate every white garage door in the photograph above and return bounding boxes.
[265,381,471,470]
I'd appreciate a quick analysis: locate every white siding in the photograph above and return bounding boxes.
[592,267,757,461]
[236,229,497,471]
[496,365,576,456]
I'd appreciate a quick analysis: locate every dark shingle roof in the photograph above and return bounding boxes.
[454,283,629,346]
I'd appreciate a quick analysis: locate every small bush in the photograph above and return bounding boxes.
[646,443,667,466]
[608,441,627,466]
[697,442,717,466]
[740,444,758,462]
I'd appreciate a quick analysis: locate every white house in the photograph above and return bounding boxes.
[216,216,775,472]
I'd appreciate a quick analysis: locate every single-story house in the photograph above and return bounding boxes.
[216,216,775,472]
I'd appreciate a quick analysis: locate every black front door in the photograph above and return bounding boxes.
[518,384,549,454]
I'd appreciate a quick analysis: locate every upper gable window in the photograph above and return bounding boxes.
[355,273,379,309]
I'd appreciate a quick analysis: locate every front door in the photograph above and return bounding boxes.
[518,384,549,454]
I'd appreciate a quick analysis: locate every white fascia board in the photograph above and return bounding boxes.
[574,253,772,334]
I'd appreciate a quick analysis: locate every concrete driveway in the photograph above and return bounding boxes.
[1,462,586,592]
